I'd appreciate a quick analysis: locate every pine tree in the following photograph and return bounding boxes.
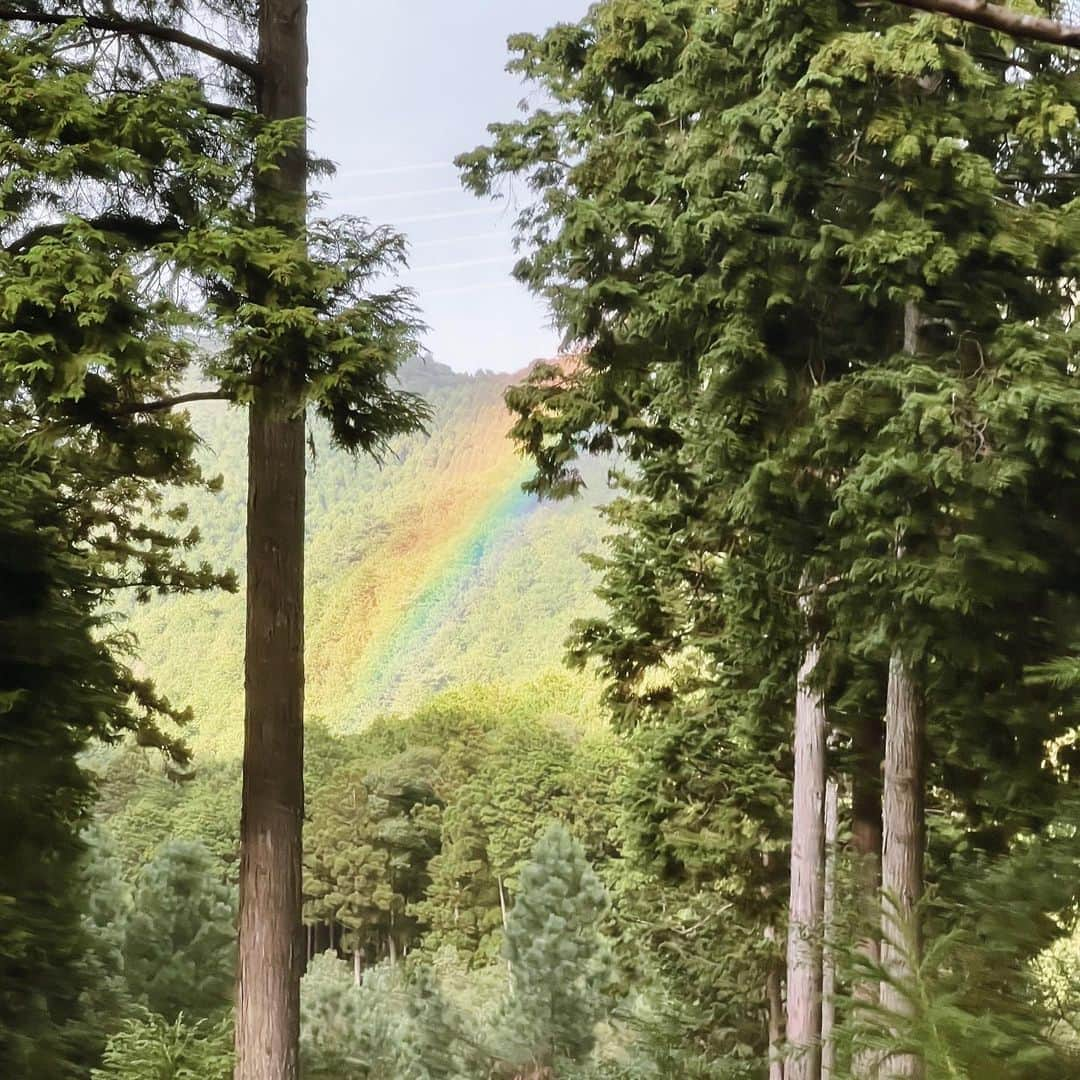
[297,951,397,1079]
[494,823,614,1078]
[123,839,237,1022]
[78,827,136,1058]
[396,965,482,1080]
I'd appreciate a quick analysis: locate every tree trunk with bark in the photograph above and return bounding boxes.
[852,713,884,1079]
[821,779,839,1080]
[498,876,509,930]
[234,3,309,1078]
[879,651,925,1079]
[877,303,928,1080]
[786,615,828,1080]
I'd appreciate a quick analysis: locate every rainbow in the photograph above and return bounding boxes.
[124,360,603,758]
[302,388,536,727]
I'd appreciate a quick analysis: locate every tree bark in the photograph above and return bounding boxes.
[821,778,839,1080]
[498,876,509,930]
[879,651,925,1079]
[877,303,927,1080]
[852,713,883,1079]
[353,948,362,986]
[235,3,309,1079]
[891,0,1080,48]
[786,616,828,1080]
[499,876,513,988]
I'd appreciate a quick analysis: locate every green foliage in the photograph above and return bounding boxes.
[415,722,623,968]
[123,839,236,1022]
[299,951,398,1079]
[97,749,242,879]
[1034,925,1080,1052]
[463,0,1080,1071]
[299,830,619,1080]
[119,364,609,754]
[0,21,238,608]
[83,690,634,1075]
[0,7,428,463]
[91,1011,233,1080]
[0,416,200,1076]
[304,749,443,962]
[396,964,487,1080]
[837,904,1080,1077]
[493,823,615,1075]
[78,827,136,1054]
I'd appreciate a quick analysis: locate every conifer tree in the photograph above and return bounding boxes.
[78,827,136,1056]
[123,838,238,1023]
[0,418,195,1076]
[463,2,1080,1074]
[303,751,443,970]
[0,6,429,1075]
[396,966,481,1080]
[92,1013,234,1080]
[494,823,613,1078]
[298,951,397,1078]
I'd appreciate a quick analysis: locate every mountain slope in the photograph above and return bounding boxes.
[124,359,608,755]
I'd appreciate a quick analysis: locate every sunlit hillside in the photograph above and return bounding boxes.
[124,358,610,756]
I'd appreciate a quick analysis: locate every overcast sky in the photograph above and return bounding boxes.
[307,1,588,374]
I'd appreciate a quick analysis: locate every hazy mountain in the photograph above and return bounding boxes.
[124,358,610,756]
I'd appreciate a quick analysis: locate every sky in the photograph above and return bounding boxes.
[307,1,588,374]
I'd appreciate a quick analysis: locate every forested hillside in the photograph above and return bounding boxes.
[3,2,1080,1079]
[124,358,608,754]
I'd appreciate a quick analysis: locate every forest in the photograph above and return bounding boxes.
[1,1,1079,1079]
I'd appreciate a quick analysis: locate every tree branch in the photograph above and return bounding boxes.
[0,5,260,78]
[5,213,183,255]
[115,390,236,415]
[891,0,1080,48]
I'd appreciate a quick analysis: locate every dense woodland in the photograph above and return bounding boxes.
[2,1,1079,1079]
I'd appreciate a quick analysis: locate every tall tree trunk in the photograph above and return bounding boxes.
[353,948,362,986]
[878,303,927,1080]
[786,610,828,1080]
[852,713,883,1079]
[879,651,925,1079]
[821,778,839,1080]
[235,3,309,1079]
[499,875,513,988]
[498,876,509,930]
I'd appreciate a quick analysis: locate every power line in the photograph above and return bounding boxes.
[335,161,453,179]
[410,231,504,250]
[335,185,463,204]
[422,280,520,299]
[389,207,504,226]
[409,255,516,274]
